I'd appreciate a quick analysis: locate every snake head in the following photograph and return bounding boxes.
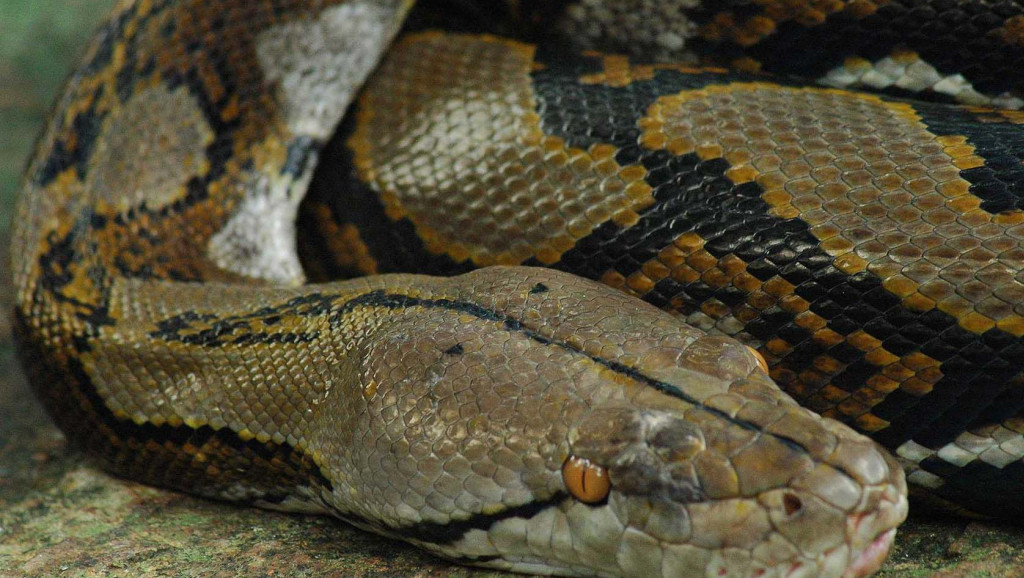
[561,398,907,578]
[320,266,907,577]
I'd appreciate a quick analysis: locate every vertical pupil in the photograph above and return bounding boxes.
[563,455,609,503]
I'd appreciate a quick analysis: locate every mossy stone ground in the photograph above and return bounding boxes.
[2,2,1024,576]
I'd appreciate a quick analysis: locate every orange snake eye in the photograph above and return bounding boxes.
[747,346,769,373]
[562,455,610,504]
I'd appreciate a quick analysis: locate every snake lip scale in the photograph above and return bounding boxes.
[59,0,1024,576]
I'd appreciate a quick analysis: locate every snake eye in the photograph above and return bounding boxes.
[562,455,610,504]
[747,346,769,373]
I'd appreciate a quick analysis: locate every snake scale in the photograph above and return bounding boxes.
[23,0,1024,575]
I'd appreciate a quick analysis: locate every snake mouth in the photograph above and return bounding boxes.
[844,528,896,578]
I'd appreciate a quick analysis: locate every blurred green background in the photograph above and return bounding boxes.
[0,0,116,234]
[6,1,1024,576]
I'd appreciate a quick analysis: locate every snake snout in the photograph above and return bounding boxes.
[559,355,908,577]
[559,400,907,577]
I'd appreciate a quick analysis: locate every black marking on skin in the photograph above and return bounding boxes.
[153,316,321,346]
[404,0,515,34]
[529,282,549,294]
[444,343,465,356]
[404,0,575,41]
[525,60,1024,453]
[36,100,107,187]
[158,11,177,39]
[80,0,174,77]
[114,46,141,104]
[228,331,320,346]
[300,109,476,280]
[35,218,116,333]
[531,60,768,152]
[686,0,1024,100]
[913,101,1024,214]
[150,295,336,347]
[126,421,334,492]
[13,308,335,498]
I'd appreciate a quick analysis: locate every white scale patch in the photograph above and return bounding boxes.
[682,310,761,351]
[209,1,407,283]
[255,1,402,139]
[896,424,1024,489]
[819,52,1024,110]
[208,170,312,284]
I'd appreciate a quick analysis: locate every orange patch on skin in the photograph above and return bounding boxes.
[854,413,890,432]
[699,1,886,46]
[701,12,775,46]
[998,316,1024,337]
[195,56,227,103]
[999,15,1024,46]
[304,203,380,276]
[730,57,763,73]
[579,54,726,88]
[593,225,936,429]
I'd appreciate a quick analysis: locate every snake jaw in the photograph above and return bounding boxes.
[844,528,897,578]
[842,452,908,577]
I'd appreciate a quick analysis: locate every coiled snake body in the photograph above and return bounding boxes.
[30,0,1024,575]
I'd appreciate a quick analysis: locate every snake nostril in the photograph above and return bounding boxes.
[783,492,803,516]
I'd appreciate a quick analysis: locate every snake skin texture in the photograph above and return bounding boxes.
[40,0,1024,576]
[298,0,1024,521]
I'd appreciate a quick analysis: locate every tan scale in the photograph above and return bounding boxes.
[348,33,655,267]
[88,85,213,212]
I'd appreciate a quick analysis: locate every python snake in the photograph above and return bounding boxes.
[27,0,1024,575]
